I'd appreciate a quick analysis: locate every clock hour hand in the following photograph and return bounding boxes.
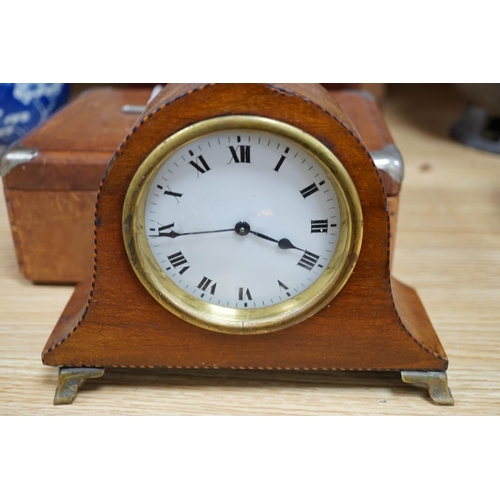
[234,221,305,252]
[251,231,305,252]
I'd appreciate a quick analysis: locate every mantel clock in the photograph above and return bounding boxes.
[42,83,453,406]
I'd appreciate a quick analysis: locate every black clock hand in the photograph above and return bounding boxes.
[250,231,305,252]
[151,227,234,238]
[234,221,305,252]
[152,221,305,252]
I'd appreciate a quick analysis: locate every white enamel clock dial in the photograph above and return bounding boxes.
[123,116,362,334]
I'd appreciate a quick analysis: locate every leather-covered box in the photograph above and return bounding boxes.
[1,88,151,283]
[1,86,402,284]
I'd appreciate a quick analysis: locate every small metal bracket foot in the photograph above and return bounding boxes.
[54,367,105,405]
[401,371,454,406]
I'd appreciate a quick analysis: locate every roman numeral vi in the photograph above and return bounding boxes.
[238,287,252,300]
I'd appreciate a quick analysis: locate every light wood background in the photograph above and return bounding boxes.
[1,84,499,415]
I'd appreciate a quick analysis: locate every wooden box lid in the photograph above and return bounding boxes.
[1,87,151,191]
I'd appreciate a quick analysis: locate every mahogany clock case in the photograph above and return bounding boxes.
[36,83,448,374]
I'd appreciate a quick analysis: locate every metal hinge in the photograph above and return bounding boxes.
[0,144,39,177]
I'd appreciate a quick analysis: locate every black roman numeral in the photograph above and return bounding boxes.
[277,280,291,297]
[189,152,210,174]
[311,219,328,233]
[300,183,319,198]
[238,287,252,300]
[197,276,217,296]
[274,147,290,172]
[167,251,190,275]
[163,188,183,199]
[149,223,175,237]
[229,145,251,163]
[297,250,320,271]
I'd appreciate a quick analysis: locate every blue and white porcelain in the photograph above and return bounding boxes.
[0,83,70,151]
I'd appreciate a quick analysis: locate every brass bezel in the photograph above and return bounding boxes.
[122,115,363,335]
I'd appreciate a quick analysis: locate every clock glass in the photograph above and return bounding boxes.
[123,116,362,334]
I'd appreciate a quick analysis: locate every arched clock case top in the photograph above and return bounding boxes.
[41,83,453,406]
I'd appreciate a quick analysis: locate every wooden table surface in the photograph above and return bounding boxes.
[1,84,499,415]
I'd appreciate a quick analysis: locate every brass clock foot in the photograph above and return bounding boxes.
[54,367,105,405]
[401,371,454,406]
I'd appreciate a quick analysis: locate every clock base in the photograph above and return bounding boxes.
[51,367,453,406]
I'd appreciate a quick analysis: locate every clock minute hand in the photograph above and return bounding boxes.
[152,227,234,238]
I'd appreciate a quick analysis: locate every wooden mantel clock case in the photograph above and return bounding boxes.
[41,83,453,405]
